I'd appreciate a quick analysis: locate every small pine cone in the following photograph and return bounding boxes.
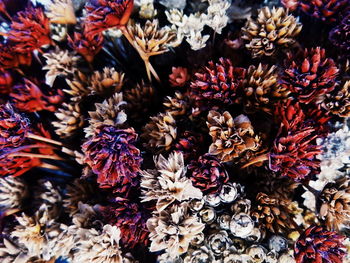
[324,80,350,117]
[0,103,29,150]
[169,67,190,87]
[188,154,229,195]
[88,67,125,97]
[294,226,346,263]
[82,126,142,189]
[329,15,350,56]
[174,130,204,160]
[241,7,302,58]
[281,47,339,104]
[46,0,77,24]
[207,110,261,163]
[142,112,177,152]
[64,71,91,101]
[84,92,127,138]
[52,102,84,138]
[318,177,350,230]
[163,91,189,117]
[0,69,13,95]
[190,58,246,110]
[251,192,296,234]
[244,64,290,113]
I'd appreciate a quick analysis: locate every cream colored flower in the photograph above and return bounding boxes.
[0,176,27,210]
[46,0,77,24]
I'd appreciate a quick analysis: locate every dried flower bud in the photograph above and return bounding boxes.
[163,91,189,117]
[324,80,350,117]
[169,67,189,87]
[53,102,84,138]
[230,213,255,238]
[199,206,216,224]
[46,0,77,24]
[89,67,125,97]
[0,176,27,210]
[208,231,231,256]
[246,245,267,263]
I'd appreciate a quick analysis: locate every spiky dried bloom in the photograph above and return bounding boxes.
[43,49,80,87]
[169,67,190,87]
[282,0,349,23]
[190,58,246,110]
[329,15,350,56]
[140,151,202,211]
[0,103,29,150]
[241,7,302,57]
[82,126,142,189]
[251,192,295,234]
[102,198,149,248]
[73,225,123,263]
[10,79,64,113]
[46,0,77,24]
[0,151,41,177]
[281,47,339,104]
[207,111,261,163]
[188,153,229,195]
[147,203,205,258]
[85,93,127,138]
[8,6,51,54]
[324,81,350,117]
[52,102,84,138]
[85,0,134,37]
[126,19,179,55]
[294,226,346,263]
[0,69,13,95]
[64,71,90,101]
[0,176,27,210]
[0,238,31,263]
[142,112,177,152]
[88,67,125,96]
[163,92,189,117]
[318,177,350,230]
[243,64,290,113]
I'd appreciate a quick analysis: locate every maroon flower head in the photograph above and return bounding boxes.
[0,44,32,69]
[0,68,12,94]
[188,154,229,195]
[281,47,339,105]
[85,0,134,37]
[295,225,346,263]
[0,150,41,177]
[82,126,142,189]
[174,130,204,161]
[0,103,29,150]
[190,58,245,111]
[8,6,51,54]
[329,15,350,56]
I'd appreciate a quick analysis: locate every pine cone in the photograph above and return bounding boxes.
[243,64,290,113]
[294,226,346,263]
[163,91,189,117]
[281,47,339,104]
[8,6,51,54]
[82,126,142,189]
[0,103,29,150]
[207,110,261,163]
[251,192,296,234]
[241,7,302,57]
[329,15,350,56]
[142,112,177,152]
[324,80,350,117]
[88,67,125,97]
[46,0,77,24]
[188,153,229,195]
[0,69,13,95]
[190,58,246,110]
[52,102,84,138]
[318,177,350,230]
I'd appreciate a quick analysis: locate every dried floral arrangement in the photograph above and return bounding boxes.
[0,0,350,262]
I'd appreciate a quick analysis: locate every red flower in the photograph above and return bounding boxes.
[169,67,190,87]
[0,44,32,69]
[85,0,134,37]
[174,130,204,161]
[10,79,64,113]
[0,68,13,94]
[329,14,350,56]
[8,6,51,54]
[0,150,41,177]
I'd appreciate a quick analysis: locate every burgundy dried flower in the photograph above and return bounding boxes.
[0,103,29,150]
[188,154,229,195]
[329,15,350,56]
[294,226,346,263]
[282,0,349,23]
[102,197,149,248]
[85,0,134,37]
[0,150,41,177]
[169,67,190,87]
[8,6,51,54]
[190,58,245,111]
[281,47,339,105]
[82,126,142,189]
[10,79,64,113]
[174,130,204,161]
[0,69,12,94]
[0,44,32,69]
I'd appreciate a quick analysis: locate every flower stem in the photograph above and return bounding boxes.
[9,153,64,161]
[27,133,62,146]
[241,153,269,169]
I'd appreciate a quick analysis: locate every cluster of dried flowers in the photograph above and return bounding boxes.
[0,0,350,262]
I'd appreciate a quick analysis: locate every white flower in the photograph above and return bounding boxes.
[204,0,230,34]
[186,31,210,51]
[166,9,184,27]
[0,176,27,210]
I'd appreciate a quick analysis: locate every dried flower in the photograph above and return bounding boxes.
[190,58,246,110]
[174,130,204,161]
[169,67,190,87]
[163,91,189,117]
[0,238,31,263]
[88,67,125,96]
[8,6,51,54]
[142,112,177,152]
[229,212,255,238]
[147,203,205,257]
[294,226,346,263]
[50,23,68,42]
[183,246,215,263]
[0,103,29,150]
[281,47,339,104]
[64,71,91,101]
[0,151,41,177]
[204,0,230,34]
[46,0,77,24]
[324,80,350,117]
[207,111,261,163]
[82,126,142,189]
[140,151,202,211]
[241,7,302,57]
[0,176,27,210]
[0,44,32,69]
[0,69,13,95]
[188,153,229,194]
